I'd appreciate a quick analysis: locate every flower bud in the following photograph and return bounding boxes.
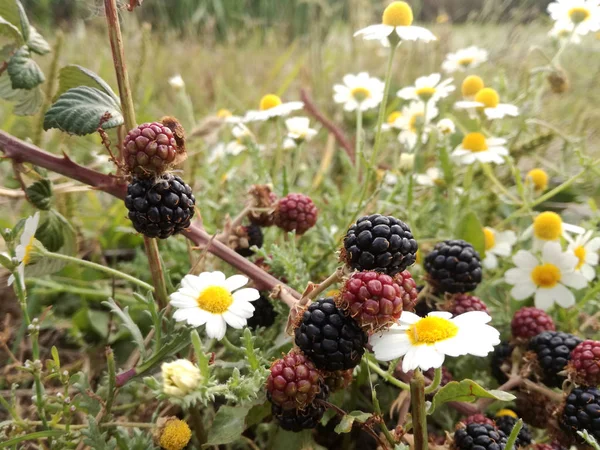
[161,359,202,397]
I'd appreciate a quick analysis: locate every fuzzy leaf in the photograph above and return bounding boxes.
[81,416,115,450]
[27,26,50,55]
[7,46,44,89]
[103,298,146,357]
[205,405,251,446]
[54,65,119,102]
[455,210,486,258]
[0,253,12,270]
[0,73,43,115]
[25,179,52,210]
[44,86,123,135]
[334,411,372,434]
[0,16,21,44]
[14,0,28,41]
[428,379,515,414]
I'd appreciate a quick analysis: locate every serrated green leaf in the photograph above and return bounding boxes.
[334,411,372,434]
[205,405,251,446]
[7,46,44,89]
[44,86,124,135]
[0,0,20,30]
[27,26,50,55]
[54,64,119,102]
[455,210,486,257]
[0,72,43,115]
[81,416,115,450]
[428,379,515,415]
[25,179,52,210]
[14,0,28,41]
[0,17,22,45]
[103,298,146,357]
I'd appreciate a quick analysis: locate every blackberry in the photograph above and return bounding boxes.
[274,193,318,235]
[452,423,507,450]
[271,384,329,432]
[424,240,482,294]
[490,341,514,385]
[233,224,264,257]
[125,174,195,239]
[123,122,182,176]
[511,307,555,341]
[323,369,353,392]
[515,388,554,429]
[246,294,277,329]
[529,331,582,388]
[447,294,489,316]
[494,411,532,448]
[341,214,418,276]
[294,297,367,371]
[266,350,323,410]
[463,414,495,427]
[567,340,600,386]
[560,386,600,442]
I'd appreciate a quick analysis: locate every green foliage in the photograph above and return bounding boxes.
[81,416,116,450]
[25,178,52,210]
[455,210,486,257]
[54,64,119,102]
[428,380,516,414]
[103,298,147,358]
[334,411,372,434]
[0,72,43,115]
[206,405,253,445]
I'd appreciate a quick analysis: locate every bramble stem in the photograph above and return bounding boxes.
[410,369,429,450]
[423,367,442,395]
[367,360,410,391]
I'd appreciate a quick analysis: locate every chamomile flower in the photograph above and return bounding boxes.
[161,359,202,397]
[168,74,185,90]
[244,94,304,122]
[548,21,583,43]
[455,88,519,119]
[482,227,517,270]
[461,75,485,99]
[216,108,243,124]
[370,311,500,371]
[170,271,259,340]
[441,46,489,73]
[436,118,456,136]
[284,117,317,146]
[526,168,549,192]
[382,111,403,131]
[7,212,40,288]
[415,167,444,186]
[522,211,584,250]
[452,132,508,165]
[395,101,439,149]
[333,72,385,112]
[208,124,253,163]
[353,1,436,45]
[504,242,587,310]
[397,73,455,104]
[568,230,600,281]
[547,0,600,35]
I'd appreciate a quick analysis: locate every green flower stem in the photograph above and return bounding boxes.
[355,107,363,181]
[221,336,245,355]
[191,330,211,385]
[29,278,133,303]
[272,119,283,182]
[103,348,117,423]
[41,250,154,292]
[410,369,429,450]
[365,359,397,447]
[423,367,441,395]
[481,163,521,204]
[367,360,410,391]
[504,418,523,450]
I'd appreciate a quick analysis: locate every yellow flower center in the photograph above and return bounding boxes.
[458,57,474,67]
[408,316,459,345]
[531,263,561,288]
[382,1,414,27]
[259,94,282,111]
[462,132,488,153]
[387,111,402,124]
[416,86,437,100]
[569,7,590,23]
[409,112,424,132]
[533,212,563,241]
[196,286,233,314]
[22,237,35,266]
[526,168,549,191]
[474,88,499,108]
[574,245,586,270]
[461,75,484,97]
[217,108,232,118]
[351,86,371,102]
[483,227,495,251]
[159,419,192,450]
[496,409,518,419]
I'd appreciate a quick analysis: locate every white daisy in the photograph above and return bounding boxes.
[415,167,443,187]
[170,271,260,340]
[482,227,517,270]
[216,108,243,124]
[504,242,587,310]
[285,116,317,143]
[395,101,439,149]
[568,230,600,281]
[382,111,403,131]
[333,72,385,112]
[353,1,436,45]
[436,118,456,136]
[455,88,519,120]
[370,311,500,372]
[548,0,600,35]
[522,211,585,250]
[244,94,304,122]
[441,46,489,73]
[208,123,253,163]
[397,73,455,105]
[168,74,185,90]
[548,21,583,43]
[452,132,508,165]
[7,212,40,288]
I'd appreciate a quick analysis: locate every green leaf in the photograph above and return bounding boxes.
[81,416,115,450]
[0,252,13,270]
[25,178,52,210]
[578,430,600,450]
[27,26,50,55]
[0,430,64,448]
[428,379,515,414]
[0,73,43,115]
[334,411,372,434]
[14,0,29,41]
[455,210,486,257]
[0,17,22,44]
[44,86,124,135]
[245,402,271,428]
[35,210,67,251]
[0,0,21,30]
[54,64,119,102]
[103,298,146,357]
[205,405,251,446]
[7,46,45,89]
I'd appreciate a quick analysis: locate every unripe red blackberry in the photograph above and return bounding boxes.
[266,350,323,411]
[340,271,417,332]
[424,240,482,294]
[274,193,318,235]
[123,122,182,176]
[463,414,495,427]
[511,307,555,341]
[567,340,600,386]
[446,294,489,315]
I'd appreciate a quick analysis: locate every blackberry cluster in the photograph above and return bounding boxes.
[424,240,482,294]
[447,294,489,315]
[511,307,555,341]
[233,224,264,257]
[567,340,600,386]
[271,385,329,432]
[560,386,600,442]
[529,331,582,388]
[125,174,195,239]
[490,341,513,385]
[453,423,507,450]
[123,122,180,176]
[295,297,367,371]
[246,294,277,329]
[494,414,532,448]
[342,214,418,276]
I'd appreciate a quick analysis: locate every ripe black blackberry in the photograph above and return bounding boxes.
[529,331,582,388]
[341,214,417,276]
[125,174,195,239]
[246,293,277,329]
[294,297,367,371]
[452,423,507,450]
[271,384,329,432]
[490,341,513,385]
[494,412,532,448]
[233,224,264,257]
[560,386,600,442]
[424,240,482,294]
